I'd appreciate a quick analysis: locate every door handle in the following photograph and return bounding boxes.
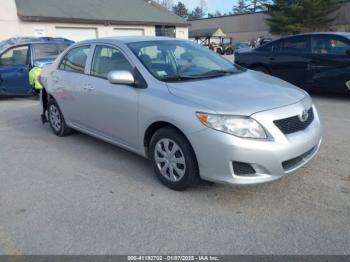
[269,57,275,61]
[83,84,95,91]
[308,63,328,70]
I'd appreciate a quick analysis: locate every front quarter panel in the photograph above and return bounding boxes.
[137,81,213,156]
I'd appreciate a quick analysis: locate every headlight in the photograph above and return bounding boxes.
[196,112,267,139]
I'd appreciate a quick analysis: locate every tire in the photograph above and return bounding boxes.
[149,127,199,191]
[47,99,72,137]
[251,66,270,74]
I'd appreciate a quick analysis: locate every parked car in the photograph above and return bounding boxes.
[235,32,350,94]
[232,42,252,54]
[40,37,322,191]
[0,37,74,96]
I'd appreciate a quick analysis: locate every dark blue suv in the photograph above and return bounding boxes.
[0,37,73,96]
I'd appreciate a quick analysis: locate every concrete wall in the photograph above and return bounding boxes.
[190,2,350,42]
[0,0,188,41]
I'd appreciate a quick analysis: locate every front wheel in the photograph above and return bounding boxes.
[149,127,199,191]
[47,99,72,137]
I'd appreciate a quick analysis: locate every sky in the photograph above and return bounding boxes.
[178,0,236,14]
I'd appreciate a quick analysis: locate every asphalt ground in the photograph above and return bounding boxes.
[0,93,349,255]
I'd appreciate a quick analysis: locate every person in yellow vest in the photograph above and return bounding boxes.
[29,60,52,99]
[29,66,42,93]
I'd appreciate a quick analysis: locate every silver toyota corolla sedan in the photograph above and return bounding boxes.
[40,37,322,190]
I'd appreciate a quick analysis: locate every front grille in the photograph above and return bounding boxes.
[232,162,256,176]
[274,108,314,135]
[282,147,315,171]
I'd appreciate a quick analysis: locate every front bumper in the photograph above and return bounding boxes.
[188,99,322,185]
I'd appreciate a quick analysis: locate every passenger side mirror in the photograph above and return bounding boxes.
[108,70,135,85]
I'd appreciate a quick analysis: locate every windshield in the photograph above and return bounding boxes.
[128,40,244,81]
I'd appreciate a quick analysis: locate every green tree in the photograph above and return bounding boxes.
[233,0,269,14]
[172,1,188,18]
[214,10,222,17]
[188,6,206,20]
[233,0,250,14]
[266,0,341,34]
[248,0,270,12]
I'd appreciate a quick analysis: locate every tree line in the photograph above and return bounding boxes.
[156,0,347,35]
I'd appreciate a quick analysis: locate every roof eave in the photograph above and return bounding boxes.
[17,14,190,27]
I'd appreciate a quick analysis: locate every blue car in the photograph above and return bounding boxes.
[0,37,74,96]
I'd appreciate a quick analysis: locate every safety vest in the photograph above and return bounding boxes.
[29,67,43,90]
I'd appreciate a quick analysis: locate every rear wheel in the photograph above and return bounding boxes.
[149,127,199,191]
[251,66,270,74]
[47,99,72,137]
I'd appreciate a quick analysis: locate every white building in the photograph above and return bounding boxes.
[0,0,189,41]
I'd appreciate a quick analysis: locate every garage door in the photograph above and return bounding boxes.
[113,29,144,37]
[56,27,97,42]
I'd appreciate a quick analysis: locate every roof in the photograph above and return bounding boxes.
[299,32,350,38]
[274,32,350,41]
[77,36,185,45]
[15,0,188,26]
[189,28,226,38]
[0,37,73,53]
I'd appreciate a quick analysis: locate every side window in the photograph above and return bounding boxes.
[280,36,309,54]
[257,41,280,53]
[91,46,133,79]
[258,43,272,52]
[0,46,28,66]
[33,44,70,60]
[59,46,90,74]
[312,35,350,55]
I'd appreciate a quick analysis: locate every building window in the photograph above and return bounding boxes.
[155,25,176,38]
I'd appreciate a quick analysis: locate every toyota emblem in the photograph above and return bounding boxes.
[299,109,309,122]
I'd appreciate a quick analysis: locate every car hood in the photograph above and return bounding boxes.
[166,70,306,116]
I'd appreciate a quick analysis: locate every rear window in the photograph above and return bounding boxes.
[279,36,309,53]
[32,44,70,60]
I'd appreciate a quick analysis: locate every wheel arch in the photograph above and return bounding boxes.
[41,88,57,123]
[143,121,196,159]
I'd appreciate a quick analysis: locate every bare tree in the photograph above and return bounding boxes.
[155,0,174,10]
[199,0,208,14]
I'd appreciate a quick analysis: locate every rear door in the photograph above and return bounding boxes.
[0,45,31,95]
[268,36,311,88]
[54,45,92,124]
[309,34,350,92]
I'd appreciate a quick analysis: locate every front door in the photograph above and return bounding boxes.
[81,45,139,149]
[0,45,31,95]
[269,36,311,89]
[309,34,350,93]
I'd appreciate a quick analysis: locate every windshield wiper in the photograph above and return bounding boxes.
[161,70,238,82]
[161,75,198,82]
[198,69,237,76]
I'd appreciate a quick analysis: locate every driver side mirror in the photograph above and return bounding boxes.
[108,70,135,85]
[346,49,350,56]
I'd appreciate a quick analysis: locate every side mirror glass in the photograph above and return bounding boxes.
[108,70,135,85]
